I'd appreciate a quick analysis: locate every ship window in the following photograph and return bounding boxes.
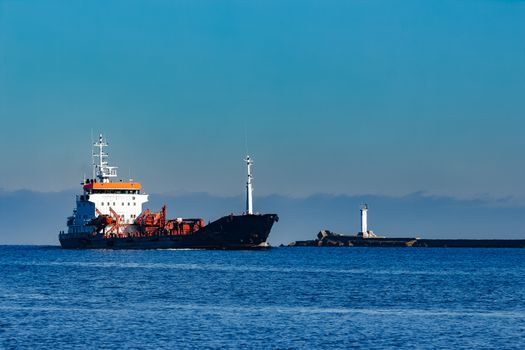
[122,203,124,206]
[113,202,115,206]
[132,197,135,200]
[101,202,104,206]
[133,203,136,206]
[128,203,130,206]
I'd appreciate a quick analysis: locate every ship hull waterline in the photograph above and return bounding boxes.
[60,214,278,250]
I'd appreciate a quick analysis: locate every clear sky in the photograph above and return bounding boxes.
[1,0,524,199]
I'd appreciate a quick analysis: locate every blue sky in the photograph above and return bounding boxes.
[1,0,524,199]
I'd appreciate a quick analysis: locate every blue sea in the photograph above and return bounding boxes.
[1,246,524,349]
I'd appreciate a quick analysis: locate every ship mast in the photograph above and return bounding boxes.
[245,155,253,215]
[92,134,118,183]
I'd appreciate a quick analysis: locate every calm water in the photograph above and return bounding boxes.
[1,246,524,349]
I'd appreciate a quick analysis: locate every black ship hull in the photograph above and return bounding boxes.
[59,214,278,250]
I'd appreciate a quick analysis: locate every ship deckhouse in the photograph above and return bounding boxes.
[67,134,148,234]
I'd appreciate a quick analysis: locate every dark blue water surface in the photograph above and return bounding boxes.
[1,246,524,349]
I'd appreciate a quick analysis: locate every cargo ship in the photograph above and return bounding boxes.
[59,135,278,249]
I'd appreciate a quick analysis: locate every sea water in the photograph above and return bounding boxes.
[1,246,524,349]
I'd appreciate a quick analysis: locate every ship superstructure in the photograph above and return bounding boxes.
[66,135,148,237]
[59,135,278,249]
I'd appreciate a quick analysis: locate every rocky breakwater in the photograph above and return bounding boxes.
[289,230,418,247]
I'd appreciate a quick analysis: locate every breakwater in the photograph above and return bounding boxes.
[289,230,525,248]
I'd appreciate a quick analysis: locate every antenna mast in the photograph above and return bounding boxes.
[92,134,118,182]
[91,131,95,179]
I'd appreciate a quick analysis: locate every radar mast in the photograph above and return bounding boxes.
[92,134,118,183]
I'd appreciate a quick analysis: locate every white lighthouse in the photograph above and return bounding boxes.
[245,155,254,215]
[360,204,368,238]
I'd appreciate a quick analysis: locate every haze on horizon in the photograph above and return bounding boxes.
[1,0,524,202]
